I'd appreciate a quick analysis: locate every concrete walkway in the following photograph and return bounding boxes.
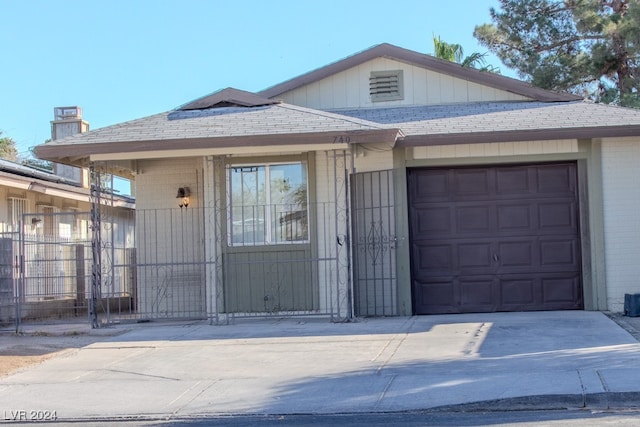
[1,311,640,422]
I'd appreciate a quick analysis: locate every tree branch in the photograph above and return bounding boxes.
[533,35,606,53]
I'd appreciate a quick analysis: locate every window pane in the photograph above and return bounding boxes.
[270,163,308,243]
[230,166,266,245]
[228,162,308,246]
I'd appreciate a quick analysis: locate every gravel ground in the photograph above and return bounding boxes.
[606,312,640,341]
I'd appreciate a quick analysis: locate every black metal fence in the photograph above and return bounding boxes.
[0,201,353,331]
[0,211,136,332]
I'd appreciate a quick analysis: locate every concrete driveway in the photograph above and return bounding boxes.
[1,311,640,422]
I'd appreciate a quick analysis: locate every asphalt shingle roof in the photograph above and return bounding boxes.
[42,103,389,148]
[36,96,640,162]
[332,101,640,136]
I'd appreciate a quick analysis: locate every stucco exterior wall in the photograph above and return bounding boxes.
[277,57,531,110]
[135,158,202,210]
[353,143,394,172]
[134,157,205,317]
[601,137,640,312]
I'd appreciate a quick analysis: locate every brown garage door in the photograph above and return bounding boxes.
[408,163,583,314]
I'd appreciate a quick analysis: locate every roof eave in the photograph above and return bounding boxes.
[34,129,402,162]
[397,125,640,146]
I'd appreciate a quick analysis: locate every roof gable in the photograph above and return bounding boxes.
[259,43,581,103]
[179,87,280,110]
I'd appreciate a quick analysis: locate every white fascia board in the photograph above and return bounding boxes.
[89,143,350,161]
[0,176,31,190]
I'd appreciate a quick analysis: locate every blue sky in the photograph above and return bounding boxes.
[1,0,506,157]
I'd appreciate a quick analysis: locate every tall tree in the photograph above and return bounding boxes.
[474,0,640,107]
[0,131,18,161]
[432,35,499,72]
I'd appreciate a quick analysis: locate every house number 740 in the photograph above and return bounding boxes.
[333,135,351,143]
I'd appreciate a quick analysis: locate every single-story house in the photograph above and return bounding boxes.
[35,43,640,321]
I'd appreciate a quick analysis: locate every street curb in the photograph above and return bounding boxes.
[426,392,640,412]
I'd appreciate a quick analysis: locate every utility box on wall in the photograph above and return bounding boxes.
[624,293,640,317]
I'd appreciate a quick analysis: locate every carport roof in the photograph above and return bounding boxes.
[334,101,640,145]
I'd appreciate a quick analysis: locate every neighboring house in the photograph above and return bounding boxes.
[34,43,640,321]
[0,158,135,323]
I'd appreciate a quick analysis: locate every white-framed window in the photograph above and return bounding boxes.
[227,162,308,246]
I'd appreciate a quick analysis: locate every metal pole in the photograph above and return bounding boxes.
[107,170,115,324]
[15,221,23,334]
[89,163,102,329]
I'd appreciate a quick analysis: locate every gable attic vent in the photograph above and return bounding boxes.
[369,70,404,102]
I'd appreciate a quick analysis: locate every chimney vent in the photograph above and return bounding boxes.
[54,106,82,121]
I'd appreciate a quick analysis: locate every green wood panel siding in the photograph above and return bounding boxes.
[223,246,316,313]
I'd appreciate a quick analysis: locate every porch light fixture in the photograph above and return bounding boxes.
[176,187,191,208]
[31,217,43,228]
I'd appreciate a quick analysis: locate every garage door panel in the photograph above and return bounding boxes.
[454,169,492,197]
[496,166,532,196]
[538,202,577,230]
[409,163,582,315]
[415,279,456,312]
[413,206,452,234]
[498,241,534,268]
[409,169,450,202]
[456,205,493,233]
[460,277,496,309]
[458,243,493,270]
[536,164,576,194]
[497,204,533,231]
[540,239,579,269]
[500,278,536,306]
[413,243,454,275]
[542,275,582,305]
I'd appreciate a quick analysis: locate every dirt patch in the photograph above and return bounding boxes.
[0,353,62,377]
[0,331,120,378]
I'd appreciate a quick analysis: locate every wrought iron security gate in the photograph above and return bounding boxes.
[207,150,353,322]
[0,207,136,331]
[11,212,93,328]
[352,170,397,316]
[0,230,19,330]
